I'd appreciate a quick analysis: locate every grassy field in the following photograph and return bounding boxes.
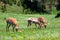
[0,12,60,40]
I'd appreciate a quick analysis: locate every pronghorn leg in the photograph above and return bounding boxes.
[38,23,42,29]
[35,23,37,27]
[6,23,10,32]
[12,25,15,32]
[27,20,31,27]
[13,26,15,32]
[29,22,32,26]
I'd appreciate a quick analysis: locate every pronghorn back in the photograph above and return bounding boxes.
[6,18,17,25]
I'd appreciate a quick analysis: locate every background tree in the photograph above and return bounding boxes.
[0,0,59,14]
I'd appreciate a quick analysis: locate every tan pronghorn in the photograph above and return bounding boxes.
[6,18,18,32]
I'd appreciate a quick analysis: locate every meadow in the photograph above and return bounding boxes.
[0,12,60,40]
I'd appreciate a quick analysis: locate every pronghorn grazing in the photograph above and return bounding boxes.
[27,18,41,28]
[6,18,18,32]
[38,16,47,28]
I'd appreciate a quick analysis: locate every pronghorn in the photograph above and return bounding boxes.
[38,16,47,28]
[27,18,41,28]
[6,18,18,32]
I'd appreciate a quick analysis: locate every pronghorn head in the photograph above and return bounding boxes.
[15,24,18,32]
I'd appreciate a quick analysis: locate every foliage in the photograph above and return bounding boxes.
[0,0,59,14]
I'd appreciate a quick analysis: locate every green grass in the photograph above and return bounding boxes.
[0,12,60,40]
